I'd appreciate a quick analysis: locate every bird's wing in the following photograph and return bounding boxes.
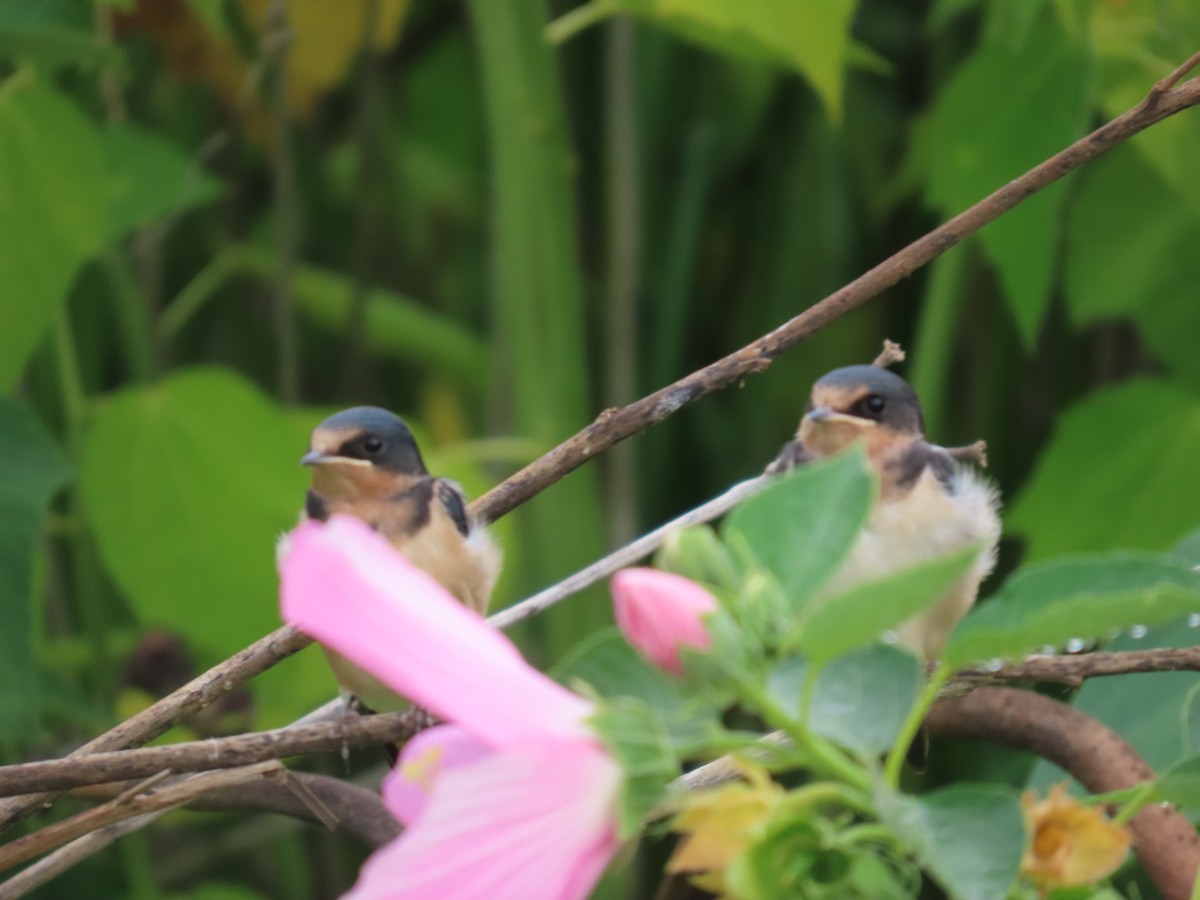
[433,478,472,537]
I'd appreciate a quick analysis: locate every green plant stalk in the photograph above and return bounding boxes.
[53,310,112,696]
[101,248,155,382]
[467,0,608,647]
[545,0,618,44]
[1112,781,1158,826]
[837,822,904,849]
[908,246,968,439]
[158,251,239,341]
[883,661,953,788]
[738,675,871,793]
[786,781,875,817]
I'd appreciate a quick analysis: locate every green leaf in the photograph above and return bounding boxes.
[1007,380,1200,560]
[80,367,306,660]
[552,628,717,746]
[944,552,1200,666]
[590,697,678,839]
[768,646,922,755]
[723,448,873,609]
[878,784,1025,900]
[0,0,123,70]
[0,77,106,390]
[1184,682,1200,757]
[925,16,1089,345]
[793,545,979,665]
[0,400,72,741]
[1155,754,1200,812]
[1064,147,1200,389]
[580,0,857,119]
[102,124,222,241]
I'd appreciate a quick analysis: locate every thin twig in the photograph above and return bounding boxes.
[488,475,768,629]
[1145,49,1200,104]
[265,0,301,402]
[0,709,429,798]
[871,339,906,368]
[466,67,1200,527]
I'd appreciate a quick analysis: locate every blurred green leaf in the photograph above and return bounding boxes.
[1064,148,1200,388]
[1008,380,1200,559]
[556,0,856,118]
[879,784,1025,900]
[1185,682,1200,757]
[768,646,922,755]
[0,77,106,390]
[590,697,677,839]
[0,400,72,741]
[552,628,716,746]
[1155,754,1200,812]
[102,124,222,240]
[80,367,305,659]
[792,545,979,665]
[723,448,873,608]
[945,552,1200,666]
[925,15,1088,345]
[0,0,123,70]
[231,247,487,387]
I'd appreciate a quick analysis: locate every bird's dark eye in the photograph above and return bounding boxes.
[362,435,384,454]
[859,394,886,417]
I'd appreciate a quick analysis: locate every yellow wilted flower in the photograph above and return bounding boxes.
[1021,785,1131,887]
[667,761,782,896]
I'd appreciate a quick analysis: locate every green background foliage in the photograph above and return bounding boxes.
[1,0,1199,896]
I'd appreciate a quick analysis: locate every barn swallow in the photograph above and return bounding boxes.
[768,364,1000,661]
[300,406,501,712]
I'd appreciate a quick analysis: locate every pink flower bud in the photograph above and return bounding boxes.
[611,568,718,676]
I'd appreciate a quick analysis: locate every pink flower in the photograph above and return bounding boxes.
[280,516,623,900]
[611,568,718,676]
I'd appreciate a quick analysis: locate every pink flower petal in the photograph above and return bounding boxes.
[280,517,593,745]
[612,568,717,675]
[386,725,491,827]
[348,738,622,900]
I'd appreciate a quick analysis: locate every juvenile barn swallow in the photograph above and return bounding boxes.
[769,364,1001,660]
[301,406,501,711]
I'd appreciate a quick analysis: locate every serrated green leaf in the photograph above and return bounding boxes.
[551,628,717,746]
[944,552,1200,665]
[1007,380,1200,560]
[793,545,979,665]
[102,124,222,241]
[723,448,873,610]
[0,400,72,741]
[0,77,106,390]
[926,17,1088,345]
[767,646,922,755]
[80,367,305,659]
[878,784,1025,900]
[589,697,678,838]
[1064,148,1200,388]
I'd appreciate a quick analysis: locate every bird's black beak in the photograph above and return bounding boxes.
[806,406,834,423]
[300,450,328,467]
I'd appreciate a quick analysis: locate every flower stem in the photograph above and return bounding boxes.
[884,662,952,788]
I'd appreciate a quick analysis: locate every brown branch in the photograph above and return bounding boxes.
[0,626,311,832]
[926,687,1200,900]
[949,646,1200,691]
[871,339,906,368]
[0,708,429,798]
[466,67,1200,526]
[72,771,399,847]
[0,764,399,876]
